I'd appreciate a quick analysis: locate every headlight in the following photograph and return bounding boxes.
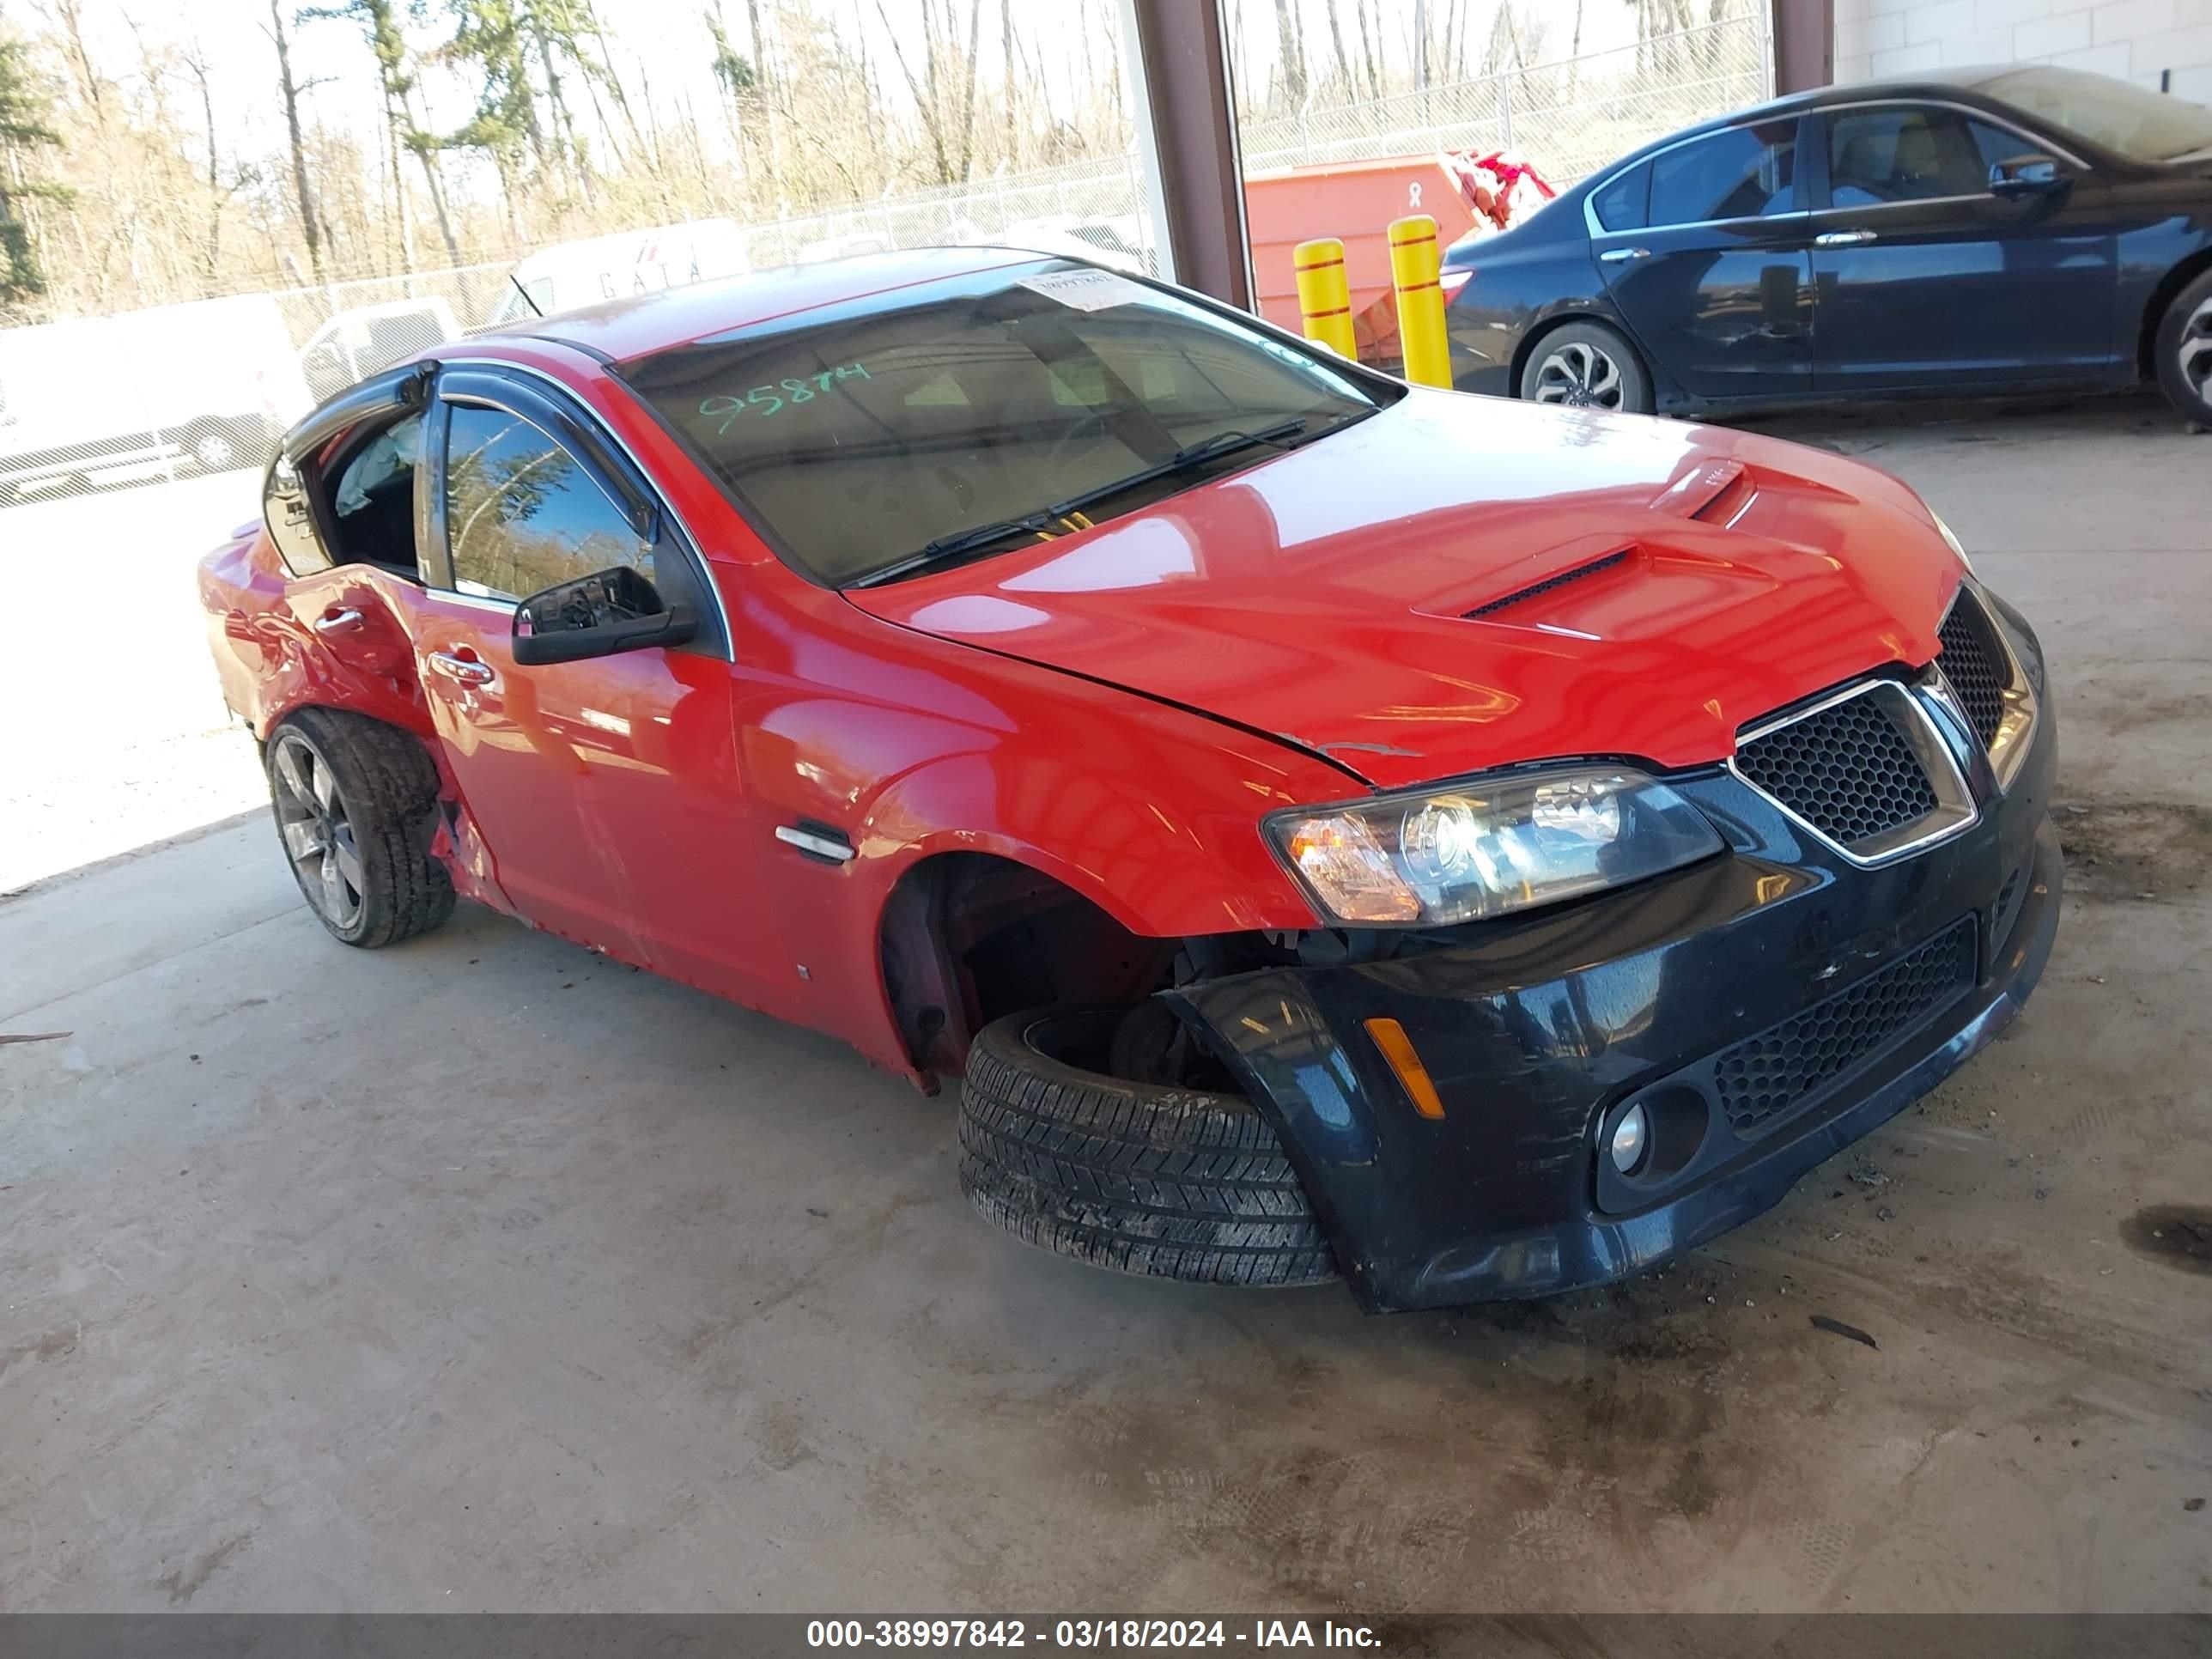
[1266,766,1723,927]
[1931,512,1974,575]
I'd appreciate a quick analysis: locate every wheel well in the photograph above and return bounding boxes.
[2138,249,2212,381]
[878,854,1177,1079]
[1510,311,1637,395]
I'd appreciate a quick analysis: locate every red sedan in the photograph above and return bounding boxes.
[199,250,2059,1310]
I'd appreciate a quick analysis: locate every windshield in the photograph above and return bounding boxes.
[1982,65,2212,163]
[617,261,1389,586]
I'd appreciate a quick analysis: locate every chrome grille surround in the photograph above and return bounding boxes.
[1729,679,1978,866]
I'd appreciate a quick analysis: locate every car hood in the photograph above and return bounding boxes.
[843,391,1963,792]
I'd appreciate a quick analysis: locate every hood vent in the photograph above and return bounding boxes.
[1466,550,1629,618]
[1690,471,1758,526]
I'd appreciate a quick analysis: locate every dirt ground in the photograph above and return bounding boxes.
[1,393,2208,1613]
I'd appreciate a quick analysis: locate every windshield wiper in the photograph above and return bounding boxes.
[1167,418,1309,470]
[849,418,1309,590]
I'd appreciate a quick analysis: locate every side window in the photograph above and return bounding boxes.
[1970,119,2042,173]
[444,403,653,603]
[1591,163,1650,233]
[1648,123,1799,227]
[1827,107,1996,207]
[325,411,423,574]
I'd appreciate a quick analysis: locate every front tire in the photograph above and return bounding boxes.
[1519,319,1655,415]
[265,708,454,948]
[957,1007,1338,1287]
[2154,268,2212,426]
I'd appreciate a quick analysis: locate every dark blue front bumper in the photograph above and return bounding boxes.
[1170,663,2061,1313]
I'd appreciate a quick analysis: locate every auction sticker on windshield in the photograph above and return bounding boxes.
[1017,269,1151,311]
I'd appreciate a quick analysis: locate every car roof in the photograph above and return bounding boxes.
[480,246,1055,364]
[1557,66,2087,193]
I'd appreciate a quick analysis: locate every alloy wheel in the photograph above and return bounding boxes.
[270,730,367,932]
[2179,295,2212,405]
[193,431,238,471]
[1532,341,1624,409]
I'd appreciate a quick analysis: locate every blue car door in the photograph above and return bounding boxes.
[1590,116,1817,401]
[1806,102,2119,392]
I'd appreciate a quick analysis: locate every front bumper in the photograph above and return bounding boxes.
[1170,641,2061,1313]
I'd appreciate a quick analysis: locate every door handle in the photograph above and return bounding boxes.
[1598,246,1653,264]
[313,606,364,635]
[1814,229,1878,248]
[427,649,497,688]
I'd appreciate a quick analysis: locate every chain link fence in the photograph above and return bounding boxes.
[1,15,1769,510]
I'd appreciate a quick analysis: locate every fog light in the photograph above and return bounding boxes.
[1609,1103,1649,1174]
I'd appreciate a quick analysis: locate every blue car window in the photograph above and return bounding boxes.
[1590,164,1650,232]
[1647,123,1799,227]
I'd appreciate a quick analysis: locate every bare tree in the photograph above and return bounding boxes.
[264,0,327,283]
[1271,0,1304,106]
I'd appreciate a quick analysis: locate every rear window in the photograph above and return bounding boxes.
[1647,122,1800,226]
[1590,164,1649,232]
[616,263,1388,586]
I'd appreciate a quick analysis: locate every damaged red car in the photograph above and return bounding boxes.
[198,251,2060,1311]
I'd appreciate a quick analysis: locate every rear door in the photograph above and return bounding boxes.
[1806,101,2119,391]
[1591,116,1815,401]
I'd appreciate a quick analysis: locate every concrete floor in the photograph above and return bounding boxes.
[2,394,2209,1613]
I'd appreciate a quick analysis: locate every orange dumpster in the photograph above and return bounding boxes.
[1244,154,1478,365]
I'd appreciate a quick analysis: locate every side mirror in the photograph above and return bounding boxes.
[1990,155,2066,198]
[511,565,696,665]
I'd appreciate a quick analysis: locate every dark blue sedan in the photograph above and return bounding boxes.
[1443,64,2212,425]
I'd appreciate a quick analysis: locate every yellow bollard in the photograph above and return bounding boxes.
[1291,237,1358,361]
[1388,213,1455,390]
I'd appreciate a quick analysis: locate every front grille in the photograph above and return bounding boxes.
[1714,920,1978,1136]
[1466,550,1629,617]
[1735,691,1940,849]
[1938,594,2007,748]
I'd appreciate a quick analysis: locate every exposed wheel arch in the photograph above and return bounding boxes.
[876,852,1177,1082]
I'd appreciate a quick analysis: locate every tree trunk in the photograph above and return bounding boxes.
[1000,0,1016,169]
[956,0,983,183]
[1355,0,1382,102]
[1322,0,1353,97]
[270,1,325,283]
[1273,0,1305,106]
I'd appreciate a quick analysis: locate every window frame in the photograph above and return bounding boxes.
[264,362,434,580]
[428,362,731,660]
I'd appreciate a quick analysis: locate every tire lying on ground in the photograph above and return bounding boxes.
[957,1006,1338,1286]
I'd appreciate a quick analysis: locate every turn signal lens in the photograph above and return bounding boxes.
[1283,814,1421,922]
[1364,1018,1446,1119]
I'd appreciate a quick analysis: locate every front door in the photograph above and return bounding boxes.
[1593,116,1815,401]
[1807,103,2118,392]
[404,371,793,1014]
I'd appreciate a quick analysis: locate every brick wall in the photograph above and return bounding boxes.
[1835,0,2212,103]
